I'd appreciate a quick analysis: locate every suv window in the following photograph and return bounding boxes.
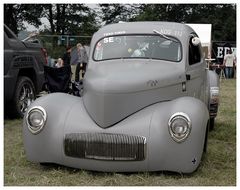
[93,35,182,62]
[189,36,201,65]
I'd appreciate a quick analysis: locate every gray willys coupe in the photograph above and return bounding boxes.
[23,22,219,173]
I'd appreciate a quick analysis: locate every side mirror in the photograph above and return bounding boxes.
[191,37,201,46]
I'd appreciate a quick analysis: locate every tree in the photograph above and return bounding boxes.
[182,4,236,41]
[42,4,99,35]
[99,4,140,24]
[4,3,236,42]
[65,4,99,36]
[39,4,100,58]
[43,4,69,35]
[131,4,236,41]
[4,4,43,34]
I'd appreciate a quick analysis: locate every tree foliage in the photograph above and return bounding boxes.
[4,4,43,34]
[42,4,98,36]
[99,4,140,24]
[4,4,99,37]
[4,4,236,41]
[99,4,236,41]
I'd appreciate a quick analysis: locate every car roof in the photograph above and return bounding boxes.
[93,21,195,41]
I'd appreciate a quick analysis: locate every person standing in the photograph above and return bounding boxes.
[62,46,72,66]
[75,43,88,82]
[223,49,236,79]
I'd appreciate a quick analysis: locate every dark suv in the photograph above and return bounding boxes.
[4,24,47,118]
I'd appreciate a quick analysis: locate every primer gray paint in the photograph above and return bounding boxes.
[23,22,219,173]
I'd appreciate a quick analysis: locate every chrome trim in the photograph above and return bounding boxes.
[168,112,192,143]
[210,87,219,104]
[26,106,47,135]
[64,133,147,161]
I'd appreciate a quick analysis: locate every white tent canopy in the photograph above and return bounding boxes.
[186,24,212,58]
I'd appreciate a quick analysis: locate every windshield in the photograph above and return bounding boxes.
[93,35,182,62]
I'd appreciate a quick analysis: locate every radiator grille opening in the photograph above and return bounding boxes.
[64,133,146,161]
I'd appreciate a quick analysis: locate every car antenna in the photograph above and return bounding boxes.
[153,29,178,42]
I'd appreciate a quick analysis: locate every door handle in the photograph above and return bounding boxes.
[186,74,191,80]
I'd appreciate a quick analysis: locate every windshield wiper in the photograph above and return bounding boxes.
[153,29,178,43]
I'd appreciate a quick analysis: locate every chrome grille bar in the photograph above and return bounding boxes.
[64,133,146,161]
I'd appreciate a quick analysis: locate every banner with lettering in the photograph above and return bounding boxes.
[211,41,236,64]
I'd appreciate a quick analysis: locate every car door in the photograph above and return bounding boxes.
[185,34,206,102]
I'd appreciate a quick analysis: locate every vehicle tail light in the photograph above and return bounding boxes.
[210,87,219,104]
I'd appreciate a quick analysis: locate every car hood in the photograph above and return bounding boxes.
[83,59,186,128]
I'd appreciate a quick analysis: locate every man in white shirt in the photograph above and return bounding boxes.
[223,49,236,78]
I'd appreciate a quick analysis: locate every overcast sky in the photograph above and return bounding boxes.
[24,17,50,31]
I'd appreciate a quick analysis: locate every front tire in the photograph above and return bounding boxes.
[209,118,215,131]
[8,76,36,118]
[203,120,210,153]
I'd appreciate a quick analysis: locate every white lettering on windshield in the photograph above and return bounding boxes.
[103,37,114,43]
[103,31,126,36]
[103,29,183,37]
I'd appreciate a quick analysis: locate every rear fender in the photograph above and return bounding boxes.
[207,70,220,118]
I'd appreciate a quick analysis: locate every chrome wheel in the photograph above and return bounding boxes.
[18,83,35,114]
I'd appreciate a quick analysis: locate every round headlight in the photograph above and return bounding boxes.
[168,112,191,143]
[26,106,47,134]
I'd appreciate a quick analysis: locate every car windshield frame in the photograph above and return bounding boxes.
[92,34,182,62]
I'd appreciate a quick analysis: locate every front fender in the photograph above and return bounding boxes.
[23,94,209,173]
[148,96,209,173]
[23,93,80,163]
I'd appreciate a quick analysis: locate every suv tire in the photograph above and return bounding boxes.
[8,76,36,118]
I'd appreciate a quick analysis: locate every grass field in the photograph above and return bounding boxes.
[4,79,236,186]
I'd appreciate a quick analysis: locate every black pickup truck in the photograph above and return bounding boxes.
[4,24,47,118]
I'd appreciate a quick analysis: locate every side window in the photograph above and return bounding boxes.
[189,36,201,65]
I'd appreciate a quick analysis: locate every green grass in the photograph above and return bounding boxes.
[4,79,236,186]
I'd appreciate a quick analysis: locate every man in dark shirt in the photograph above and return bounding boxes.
[62,46,72,66]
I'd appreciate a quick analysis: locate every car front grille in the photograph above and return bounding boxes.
[64,133,146,161]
